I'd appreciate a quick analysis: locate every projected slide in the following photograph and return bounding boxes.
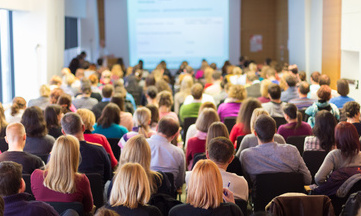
[128,0,229,69]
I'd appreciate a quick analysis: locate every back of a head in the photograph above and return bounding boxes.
[283,103,298,119]
[157,90,173,108]
[206,122,229,147]
[344,101,360,119]
[180,76,194,92]
[335,122,360,159]
[195,108,220,133]
[207,137,234,164]
[317,85,332,101]
[299,81,310,95]
[266,68,276,78]
[247,71,258,82]
[237,98,262,133]
[57,94,72,113]
[120,135,151,171]
[94,207,120,216]
[0,161,22,196]
[111,93,125,112]
[21,106,47,137]
[133,107,151,135]
[212,70,222,80]
[89,74,99,85]
[285,74,297,87]
[61,112,83,135]
[260,79,272,98]
[250,108,270,132]
[313,110,337,151]
[49,75,63,86]
[311,71,321,83]
[319,74,331,86]
[299,71,306,81]
[146,86,158,100]
[268,83,281,100]
[5,123,26,146]
[146,104,159,124]
[11,97,26,116]
[50,88,64,104]
[228,84,246,101]
[81,81,92,94]
[191,83,203,100]
[109,163,150,209]
[39,84,51,97]
[97,103,121,128]
[185,65,194,74]
[76,108,96,131]
[102,84,114,98]
[157,116,179,138]
[337,79,349,96]
[187,159,223,209]
[254,115,276,143]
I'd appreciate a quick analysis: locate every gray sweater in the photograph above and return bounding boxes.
[235,134,286,157]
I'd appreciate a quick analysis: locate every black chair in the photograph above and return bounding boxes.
[299,108,307,122]
[254,172,305,211]
[236,135,245,152]
[85,173,104,209]
[107,138,121,160]
[47,202,84,216]
[34,154,49,164]
[191,153,206,170]
[182,117,197,143]
[272,117,287,129]
[235,199,248,216]
[224,117,237,134]
[0,138,8,152]
[286,135,307,156]
[302,151,328,184]
[227,155,243,177]
[22,174,35,200]
[331,179,361,215]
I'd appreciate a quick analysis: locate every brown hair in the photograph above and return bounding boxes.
[317,85,331,101]
[110,93,125,112]
[195,108,220,133]
[283,103,302,130]
[102,84,114,98]
[57,94,72,114]
[335,122,360,160]
[157,91,173,108]
[97,103,121,128]
[157,116,179,138]
[319,74,331,86]
[311,71,321,83]
[146,104,159,125]
[206,122,229,147]
[344,101,360,118]
[337,79,349,96]
[21,106,48,137]
[198,102,216,115]
[0,161,22,196]
[11,97,26,116]
[207,137,234,164]
[191,83,203,100]
[50,88,64,104]
[236,98,262,133]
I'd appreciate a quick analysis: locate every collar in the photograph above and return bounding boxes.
[4,193,32,203]
[102,98,111,102]
[195,130,208,140]
[151,134,170,143]
[84,130,92,134]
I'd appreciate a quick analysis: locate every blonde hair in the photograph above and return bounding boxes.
[187,159,223,209]
[65,73,76,86]
[133,107,151,138]
[44,135,80,193]
[228,85,246,101]
[152,69,163,82]
[180,76,193,95]
[250,108,270,132]
[0,103,7,132]
[76,109,96,131]
[206,122,229,147]
[260,79,272,98]
[39,84,51,97]
[204,67,214,84]
[195,108,220,132]
[157,90,173,108]
[111,64,124,79]
[233,67,243,75]
[249,63,257,72]
[110,163,151,209]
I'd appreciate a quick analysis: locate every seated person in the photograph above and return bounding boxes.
[204,70,222,96]
[186,137,248,201]
[245,72,261,98]
[344,101,361,136]
[92,84,114,120]
[28,84,50,110]
[262,83,286,118]
[329,79,354,108]
[0,161,58,216]
[157,91,179,122]
[73,81,98,110]
[217,85,246,122]
[0,123,44,174]
[289,81,316,109]
[240,115,312,186]
[44,105,63,139]
[179,83,203,123]
[280,74,299,102]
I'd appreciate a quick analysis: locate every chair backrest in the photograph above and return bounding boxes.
[22,174,35,200]
[33,154,49,164]
[85,173,104,209]
[286,135,307,156]
[0,138,8,152]
[224,117,237,134]
[272,117,287,129]
[227,155,244,177]
[299,108,307,122]
[235,199,248,216]
[164,172,176,198]
[107,138,121,160]
[254,172,305,211]
[340,190,361,216]
[236,135,245,152]
[47,202,84,216]
[191,153,207,170]
[183,117,197,142]
[302,151,328,184]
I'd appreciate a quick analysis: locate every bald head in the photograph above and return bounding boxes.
[5,123,26,150]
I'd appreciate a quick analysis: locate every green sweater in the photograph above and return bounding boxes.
[179,102,202,123]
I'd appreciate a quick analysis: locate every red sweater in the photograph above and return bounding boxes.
[84,133,118,168]
[229,123,249,148]
[186,137,206,170]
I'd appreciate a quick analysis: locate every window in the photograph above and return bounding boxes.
[0,9,15,104]
[65,17,79,49]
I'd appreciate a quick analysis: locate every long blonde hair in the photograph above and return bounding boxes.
[133,108,151,138]
[187,159,223,209]
[179,76,193,96]
[44,135,80,193]
[110,163,151,209]
[0,103,8,132]
[119,135,162,194]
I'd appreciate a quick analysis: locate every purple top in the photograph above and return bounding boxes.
[217,102,241,122]
[277,121,313,141]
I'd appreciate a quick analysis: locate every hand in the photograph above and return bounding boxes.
[223,188,235,203]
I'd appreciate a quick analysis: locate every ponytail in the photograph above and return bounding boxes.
[295,111,302,129]
[138,125,149,138]
[11,103,20,116]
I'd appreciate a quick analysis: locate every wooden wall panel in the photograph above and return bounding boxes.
[322,0,341,89]
[97,0,105,41]
[275,0,288,66]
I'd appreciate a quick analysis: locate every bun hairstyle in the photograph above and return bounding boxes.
[133,107,152,138]
[11,97,26,116]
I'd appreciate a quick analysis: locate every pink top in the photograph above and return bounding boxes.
[84,133,118,168]
[31,169,93,212]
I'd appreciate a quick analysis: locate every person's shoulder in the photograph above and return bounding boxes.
[169,203,192,215]
[44,134,56,142]
[86,141,104,148]
[27,200,58,215]
[143,204,162,214]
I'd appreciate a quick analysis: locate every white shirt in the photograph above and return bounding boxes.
[204,80,222,96]
[183,93,215,105]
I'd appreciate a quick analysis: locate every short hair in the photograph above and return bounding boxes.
[247,72,258,82]
[285,74,297,87]
[228,85,246,101]
[187,159,223,209]
[102,84,114,98]
[268,83,281,99]
[97,103,121,128]
[185,65,194,74]
[299,71,306,81]
[260,79,272,98]
[0,161,22,196]
[39,84,51,97]
[81,81,92,94]
[344,101,360,118]
[157,91,173,108]
[311,71,321,83]
[61,112,83,135]
[94,207,119,216]
[191,83,203,100]
[146,86,158,99]
[337,79,349,96]
[50,88,64,104]
[266,68,276,77]
[299,81,310,95]
[319,74,331,86]
[212,70,222,80]
[146,104,159,125]
[254,115,276,143]
[236,98,262,133]
[76,109,96,131]
[21,106,47,137]
[11,97,26,116]
[45,105,62,129]
[89,74,99,85]
[206,122,229,147]
[207,137,234,164]
[250,108,270,132]
[198,102,217,115]
[195,108,220,133]
[44,135,80,193]
[313,110,337,151]
[157,116,179,138]
[111,93,125,111]
[5,123,25,146]
[335,122,360,159]
[57,94,72,114]
[49,75,62,86]
[109,163,151,209]
[317,85,331,101]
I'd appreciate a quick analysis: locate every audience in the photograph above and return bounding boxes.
[245,72,261,98]
[73,81,98,110]
[146,104,159,131]
[318,74,340,98]
[257,79,272,103]
[6,97,26,124]
[261,83,286,117]
[174,76,193,114]
[179,83,203,123]
[44,105,63,139]
[344,101,361,136]
[0,123,44,174]
[157,90,178,121]
[57,94,73,114]
[145,86,158,106]
[329,78,355,108]
[0,102,8,138]
[21,106,55,155]
[217,84,246,122]
[280,74,299,102]
[110,93,134,131]
[289,81,316,109]
[204,70,222,96]
[0,161,59,216]
[92,84,114,120]
[28,84,51,110]
[308,71,321,99]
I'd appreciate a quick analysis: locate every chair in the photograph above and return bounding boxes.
[272,117,287,129]
[235,199,248,216]
[34,154,49,164]
[107,138,121,160]
[182,117,197,142]
[47,202,84,216]
[236,135,245,152]
[254,172,305,211]
[331,179,361,215]
[22,174,35,200]
[302,151,328,184]
[0,138,8,152]
[85,173,104,209]
[286,136,307,156]
[299,108,307,122]
[224,117,237,134]
[227,156,243,177]
[191,153,206,170]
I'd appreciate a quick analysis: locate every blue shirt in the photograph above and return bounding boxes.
[126,93,137,109]
[280,86,299,102]
[329,96,354,108]
[93,123,128,139]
